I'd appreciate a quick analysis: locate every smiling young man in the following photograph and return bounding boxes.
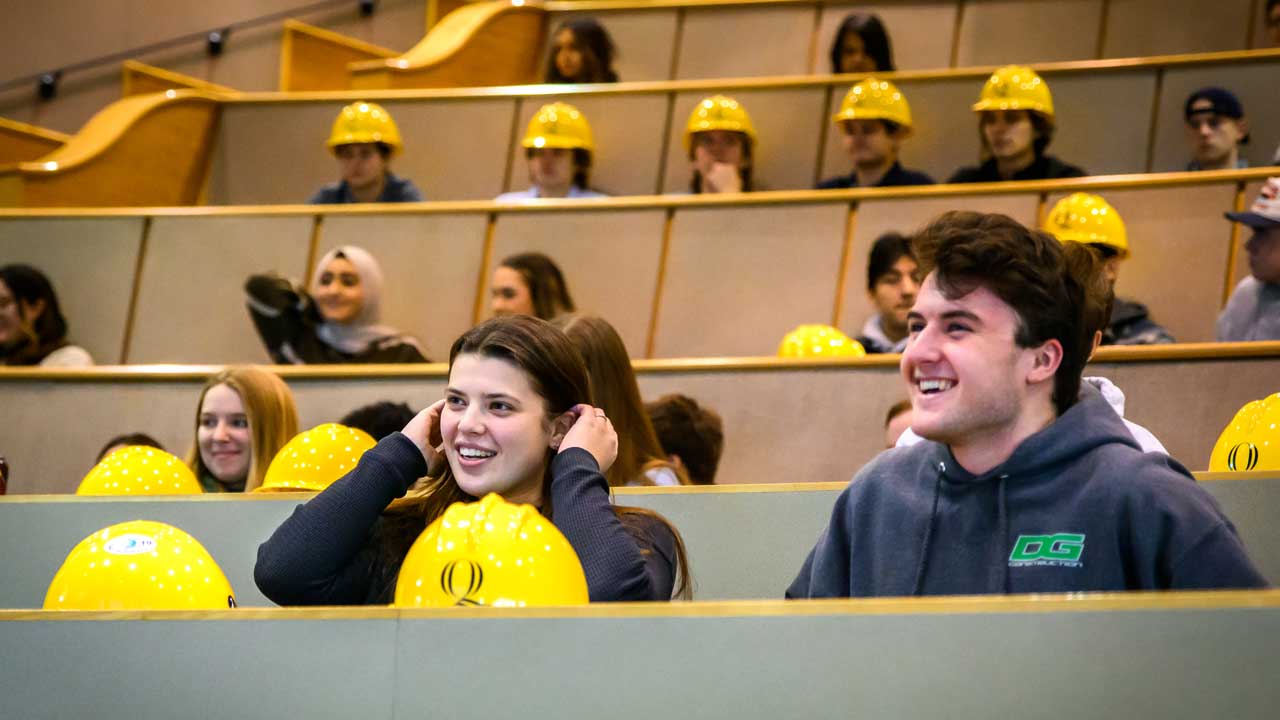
[788,211,1268,597]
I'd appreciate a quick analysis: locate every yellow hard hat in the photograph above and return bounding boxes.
[394,493,589,608]
[44,520,237,610]
[77,446,202,496]
[778,324,867,358]
[833,78,913,131]
[522,102,595,152]
[1209,393,1280,472]
[255,423,376,493]
[972,65,1055,120]
[1043,192,1129,258]
[326,101,403,155]
[683,94,759,154]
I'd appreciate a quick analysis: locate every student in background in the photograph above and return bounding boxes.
[1182,88,1251,171]
[818,79,933,189]
[340,401,417,441]
[95,433,164,464]
[1218,177,1280,342]
[1042,193,1173,345]
[883,400,912,449]
[247,245,428,364]
[857,233,920,354]
[255,316,690,605]
[646,394,724,485]
[187,367,298,493]
[490,252,577,320]
[684,95,757,194]
[829,13,895,74]
[0,264,92,367]
[309,102,423,204]
[497,103,607,200]
[545,18,619,83]
[553,315,689,487]
[789,211,1264,599]
[949,66,1086,183]
[1268,0,1280,46]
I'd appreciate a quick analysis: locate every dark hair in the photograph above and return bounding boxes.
[689,133,754,193]
[911,211,1096,416]
[545,18,618,83]
[524,147,594,190]
[1072,244,1117,345]
[1269,0,1280,13]
[884,399,912,428]
[552,314,689,488]
[340,401,415,441]
[95,433,164,463]
[829,13,895,74]
[645,394,724,486]
[393,315,691,598]
[867,232,916,291]
[498,252,576,320]
[978,110,1055,160]
[0,264,70,366]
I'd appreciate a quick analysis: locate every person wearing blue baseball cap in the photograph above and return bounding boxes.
[1183,88,1250,171]
[1218,177,1280,342]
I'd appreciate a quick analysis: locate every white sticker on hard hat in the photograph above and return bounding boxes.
[104,534,158,555]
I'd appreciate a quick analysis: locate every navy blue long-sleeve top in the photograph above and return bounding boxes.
[255,433,678,605]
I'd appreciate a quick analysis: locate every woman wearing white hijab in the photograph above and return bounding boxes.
[245,246,428,363]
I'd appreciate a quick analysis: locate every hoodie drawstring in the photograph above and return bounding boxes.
[911,467,945,595]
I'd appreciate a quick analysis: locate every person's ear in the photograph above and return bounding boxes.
[1089,330,1103,359]
[1236,118,1250,141]
[1026,338,1064,385]
[548,411,575,450]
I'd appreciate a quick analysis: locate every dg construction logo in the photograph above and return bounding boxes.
[1008,533,1085,568]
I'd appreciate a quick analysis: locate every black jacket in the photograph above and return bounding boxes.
[948,155,1087,183]
[817,162,936,189]
[245,274,428,364]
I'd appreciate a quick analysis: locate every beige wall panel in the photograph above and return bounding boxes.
[1047,70,1156,176]
[0,218,143,364]
[1096,357,1280,470]
[486,210,667,358]
[0,68,124,136]
[129,216,312,363]
[211,98,515,204]
[654,203,848,358]
[1103,0,1253,57]
[676,6,817,80]
[318,214,488,362]
[837,193,1038,338]
[321,0,427,55]
[663,88,829,193]
[0,381,199,494]
[1150,60,1280,173]
[815,2,958,72]
[547,11,679,81]
[504,94,669,197]
[1050,184,1236,343]
[288,376,448,437]
[1228,180,1268,299]
[154,25,283,92]
[637,365,904,484]
[956,0,1102,66]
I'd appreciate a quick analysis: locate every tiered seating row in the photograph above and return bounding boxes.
[213,50,1280,204]
[2,590,1275,718]
[0,173,1270,367]
[2,344,1277,495]
[0,477,1276,607]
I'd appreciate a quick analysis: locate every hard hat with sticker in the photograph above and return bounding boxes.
[44,520,237,610]
[394,494,588,608]
[1209,393,1280,472]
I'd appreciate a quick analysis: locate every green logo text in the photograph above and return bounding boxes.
[1009,533,1085,567]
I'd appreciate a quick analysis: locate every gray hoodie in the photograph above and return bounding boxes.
[788,391,1268,597]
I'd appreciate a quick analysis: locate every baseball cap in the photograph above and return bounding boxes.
[1185,87,1245,120]
[1225,177,1280,229]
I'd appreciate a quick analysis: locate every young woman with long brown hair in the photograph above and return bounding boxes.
[255,315,689,604]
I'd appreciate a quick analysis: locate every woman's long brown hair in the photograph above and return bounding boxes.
[390,315,691,599]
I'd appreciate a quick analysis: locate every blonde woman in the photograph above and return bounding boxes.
[187,366,299,492]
